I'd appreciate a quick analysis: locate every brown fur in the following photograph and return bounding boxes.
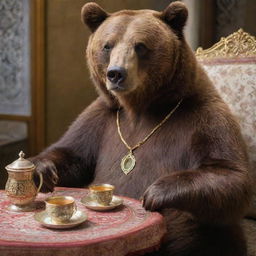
[33,2,252,255]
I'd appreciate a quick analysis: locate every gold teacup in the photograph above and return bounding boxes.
[45,196,77,223]
[89,184,114,206]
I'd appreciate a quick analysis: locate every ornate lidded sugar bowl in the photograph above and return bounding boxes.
[5,151,43,212]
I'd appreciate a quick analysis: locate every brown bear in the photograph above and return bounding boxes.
[32,2,252,256]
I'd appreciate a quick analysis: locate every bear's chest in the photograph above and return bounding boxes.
[94,115,191,199]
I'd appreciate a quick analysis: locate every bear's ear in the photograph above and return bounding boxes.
[160,1,188,36]
[81,2,109,32]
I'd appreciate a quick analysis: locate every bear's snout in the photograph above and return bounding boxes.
[107,66,127,89]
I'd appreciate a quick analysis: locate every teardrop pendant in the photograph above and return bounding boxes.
[121,152,136,175]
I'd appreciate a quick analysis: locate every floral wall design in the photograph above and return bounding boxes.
[0,0,31,116]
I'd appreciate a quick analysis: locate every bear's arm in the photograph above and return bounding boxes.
[32,97,110,192]
[143,115,252,225]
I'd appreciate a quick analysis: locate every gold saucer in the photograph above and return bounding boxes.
[81,195,123,211]
[7,201,44,212]
[34,210,87,229]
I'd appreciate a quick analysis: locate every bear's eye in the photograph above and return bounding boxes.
[135,43,148,56]
[103,43,112,52]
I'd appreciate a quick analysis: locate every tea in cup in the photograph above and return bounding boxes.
[89,184,114,206]
[45,196,77,223]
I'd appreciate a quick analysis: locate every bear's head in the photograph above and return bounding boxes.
[81,2,193,111]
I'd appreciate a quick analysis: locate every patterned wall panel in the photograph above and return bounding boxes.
[215,0,247,40]
[0,0,31,116]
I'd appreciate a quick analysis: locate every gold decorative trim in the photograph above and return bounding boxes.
[196,29,256,59]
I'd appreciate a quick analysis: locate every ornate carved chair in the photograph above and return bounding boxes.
[196,29,256,256]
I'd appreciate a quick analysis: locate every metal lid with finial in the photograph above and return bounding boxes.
[5,151,35,172]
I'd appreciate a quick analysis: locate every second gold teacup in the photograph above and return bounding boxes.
[89,184,114,206]
[45,196,77,223]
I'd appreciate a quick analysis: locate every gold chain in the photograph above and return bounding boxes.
[116,99,183,153]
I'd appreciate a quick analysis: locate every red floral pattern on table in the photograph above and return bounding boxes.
[0,187,166,256]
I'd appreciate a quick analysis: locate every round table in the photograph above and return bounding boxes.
[0,187,166,256]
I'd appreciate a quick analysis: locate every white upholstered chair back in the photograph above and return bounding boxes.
[196,29,256,217]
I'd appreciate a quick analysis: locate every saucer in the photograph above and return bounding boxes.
[81,195,123,211]
[7,201,44,212]
[34,210,87,229]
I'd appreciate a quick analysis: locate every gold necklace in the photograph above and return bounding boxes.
[116,99,183,175]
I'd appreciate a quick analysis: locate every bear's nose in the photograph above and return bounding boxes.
[107,66,127,84]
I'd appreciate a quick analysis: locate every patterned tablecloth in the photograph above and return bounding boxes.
[0,187,166,256]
